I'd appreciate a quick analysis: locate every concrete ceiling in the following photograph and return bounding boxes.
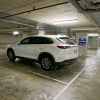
[0,0,100,33]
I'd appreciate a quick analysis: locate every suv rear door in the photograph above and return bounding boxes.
[15,36,54,59]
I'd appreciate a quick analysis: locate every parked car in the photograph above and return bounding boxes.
[7,35,78,71]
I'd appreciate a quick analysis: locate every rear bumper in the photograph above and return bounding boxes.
[55,58,78,66]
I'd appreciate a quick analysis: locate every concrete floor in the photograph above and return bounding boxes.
[0,48,100,100]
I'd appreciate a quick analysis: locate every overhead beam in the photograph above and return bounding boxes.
[69,0,84,12]
[0,27,30,32]
[85,8,100,13]
[71,26,100,32]
[0,19,36,28]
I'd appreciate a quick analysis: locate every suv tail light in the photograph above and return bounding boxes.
[57,46,71,49]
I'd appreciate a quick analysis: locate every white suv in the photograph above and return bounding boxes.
[7,35,78,71]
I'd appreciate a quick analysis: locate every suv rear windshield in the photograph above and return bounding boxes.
[57,37,75,45]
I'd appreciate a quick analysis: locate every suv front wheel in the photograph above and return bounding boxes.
[39,55,55,71]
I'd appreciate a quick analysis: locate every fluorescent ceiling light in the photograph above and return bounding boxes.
[54,19,78,25]
[88,33,99,37]
[13,31,19,35]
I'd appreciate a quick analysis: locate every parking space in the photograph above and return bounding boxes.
[0,50,66,100]
[0,48,100,100]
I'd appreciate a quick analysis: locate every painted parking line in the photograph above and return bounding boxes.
[1,59,82,86]
[27,70,68,85]
[53,66,85,100]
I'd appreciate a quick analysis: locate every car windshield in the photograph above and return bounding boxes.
[57,37,75,45]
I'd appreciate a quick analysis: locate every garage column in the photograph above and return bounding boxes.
[88,35,99,49]
[56,28,71,37]
[99,37,100,47]
[36,24,46,35]
[76,33,88,57]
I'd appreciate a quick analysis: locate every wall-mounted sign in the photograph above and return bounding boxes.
[78,38,86,46]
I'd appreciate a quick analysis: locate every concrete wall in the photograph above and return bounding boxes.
[0,34,22,49]
[0,30,57,49]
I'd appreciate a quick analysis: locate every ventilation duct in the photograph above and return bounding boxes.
[69,0,100,13]
[79,0,100,10]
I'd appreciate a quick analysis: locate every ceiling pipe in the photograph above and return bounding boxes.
[0,1,69,19]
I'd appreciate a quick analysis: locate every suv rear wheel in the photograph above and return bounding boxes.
[7,49,16,62]
[39,55,55,71]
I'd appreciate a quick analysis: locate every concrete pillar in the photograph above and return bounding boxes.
[76,33,88,57]
[88,36,99,49]
[56,28,70,36]
[36,24,46,35]
[38,29,45,35]
[99,37,100,47]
